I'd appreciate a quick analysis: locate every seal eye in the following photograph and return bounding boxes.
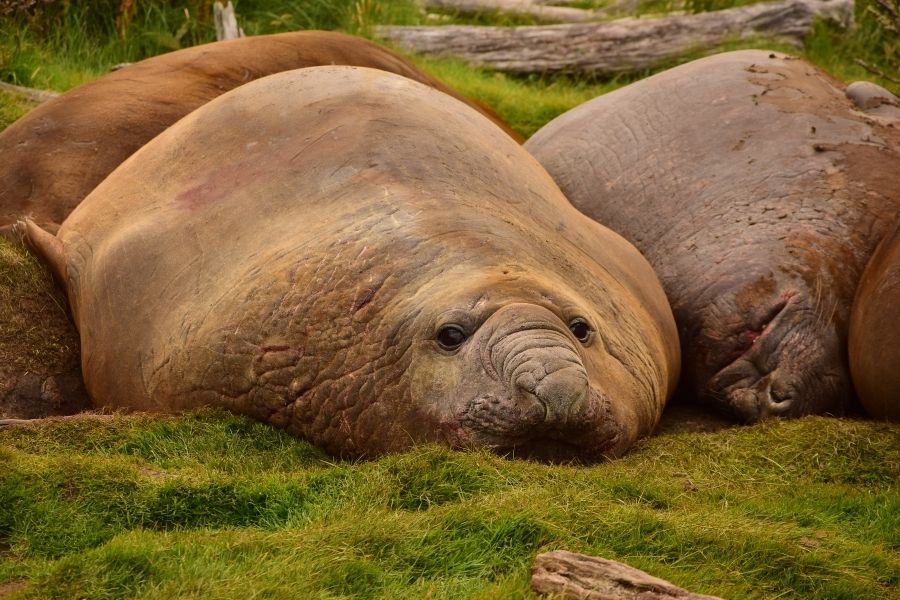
[437,325,467,350]
[569,318,592,343]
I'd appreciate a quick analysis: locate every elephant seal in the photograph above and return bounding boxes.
[24,66,679,460]
[0,30,521,238]
[849,220,900,421]
[526,50,900,422]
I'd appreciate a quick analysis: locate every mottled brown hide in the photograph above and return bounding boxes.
[0,30,521,236]
[27,67,678,460]
[849,221,900,421]
[527,50,900,422]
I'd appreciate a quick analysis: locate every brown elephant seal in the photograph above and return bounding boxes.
[24,66,678,460]
[526,50,900,422]
[0,30,520,238]
[849,220,900,421]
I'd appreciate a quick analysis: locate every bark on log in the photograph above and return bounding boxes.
[0,81,59,105]
[214,1,244,41]
[532,550,725,600]
[421,0,598,23]
[378,0,853,75]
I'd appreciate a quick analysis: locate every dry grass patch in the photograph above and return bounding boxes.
[0,237,86,418]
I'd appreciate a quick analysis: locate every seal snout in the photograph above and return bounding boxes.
[485,303,594,432]
[512,357,590,427]
[726,371,795,422]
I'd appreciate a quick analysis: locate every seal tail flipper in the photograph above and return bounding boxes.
[17,218,67,287]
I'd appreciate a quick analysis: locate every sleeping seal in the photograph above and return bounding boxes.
[25,66,678,460]
[526,50,900,422]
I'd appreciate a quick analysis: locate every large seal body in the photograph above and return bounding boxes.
[27,67,678,460]
[526,51,900,421]
[849,221,900,421]
[0,30,520,237]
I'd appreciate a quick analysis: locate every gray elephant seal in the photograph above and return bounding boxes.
[0,30,521,239]
[849,220,900,421]
[526,50,900,422]
[25,66,679,460]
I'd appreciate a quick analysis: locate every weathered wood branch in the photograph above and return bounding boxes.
[532,550,725,600]
[421,0,598,23]
[214,0,244,41]
[0,81,59,104]
[855,58,900,86]
[379,0,853,75]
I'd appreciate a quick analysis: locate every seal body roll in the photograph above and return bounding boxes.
[527,50,900,422]
[849,221,900,421]
[0,30,520,237]
[28,66,678,460]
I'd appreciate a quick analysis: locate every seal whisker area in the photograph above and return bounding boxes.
[25,66,678,461]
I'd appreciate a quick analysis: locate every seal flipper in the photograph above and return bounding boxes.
[19,218,68,288]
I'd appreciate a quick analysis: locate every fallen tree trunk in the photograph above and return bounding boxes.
[532,550,725,600]
[379,0,853,75]
[214,0,244,41]
[421,0,598,23]
[0,81,59,104]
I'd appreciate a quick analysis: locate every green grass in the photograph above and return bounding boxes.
[0,413,897,598]
[0,91,31,131]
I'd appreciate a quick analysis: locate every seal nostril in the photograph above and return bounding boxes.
[767,384,793,409]
[532,367,590,425]
[515,372,538,394]
[728,388,761,422]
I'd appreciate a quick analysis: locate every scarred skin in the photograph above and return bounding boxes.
[526,50,900,422]
[849,220,900,421]
[0,30,521,238]
[25,67,679,460]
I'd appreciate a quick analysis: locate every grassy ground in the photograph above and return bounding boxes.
[1,413,898,598]
[1,0,899,598]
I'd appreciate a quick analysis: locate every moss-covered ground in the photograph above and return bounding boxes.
[2,413,898,598]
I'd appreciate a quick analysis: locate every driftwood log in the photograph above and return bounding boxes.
[421,0,598,23]
[378,0,853,75]
[532,550,725,600]
[213,0,244,41]
[0,81,59,105]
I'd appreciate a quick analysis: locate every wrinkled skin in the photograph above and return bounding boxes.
[0,30,521,238]
[526,51,900,422]
[26,67,679,460]
[849,220,900,421]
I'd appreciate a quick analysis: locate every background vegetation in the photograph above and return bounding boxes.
[1,0,899,598]
[1,0,898,135]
